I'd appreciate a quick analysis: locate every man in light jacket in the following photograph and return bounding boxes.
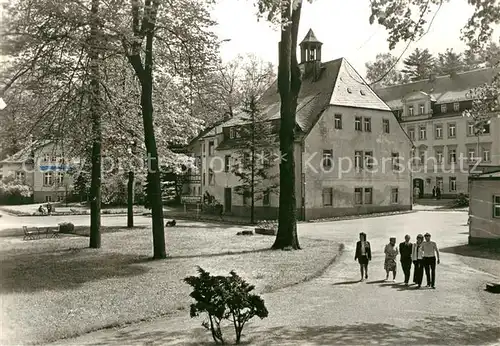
[412,234,425,288]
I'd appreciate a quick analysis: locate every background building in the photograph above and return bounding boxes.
[376,69,500,198]
[0,140,73,203]
[184,30,413,220]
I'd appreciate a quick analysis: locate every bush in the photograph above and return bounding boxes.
[452,193,469,208]
[0,180,33,205]
[184,267,268,345]
[58,222,75,233]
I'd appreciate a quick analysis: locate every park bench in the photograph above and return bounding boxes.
[23,226,38,240]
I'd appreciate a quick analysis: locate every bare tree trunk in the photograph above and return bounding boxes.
[89,0,101,249]
[272,1,302,250]
[251,96,256,224]
[127,171,134,228]
[142,28,166,259]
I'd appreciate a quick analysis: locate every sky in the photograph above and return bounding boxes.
[211,0,500,77]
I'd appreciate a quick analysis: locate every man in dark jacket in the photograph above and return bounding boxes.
[399,234,413,285]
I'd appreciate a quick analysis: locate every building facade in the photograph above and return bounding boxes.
[468,170,500,245]
[376,69,500,198]
[183,30,413,221]
[0,141,73,203]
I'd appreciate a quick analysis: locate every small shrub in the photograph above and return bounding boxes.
[452,193,469,208]
[184,267,268,345]
[58,222,75,233]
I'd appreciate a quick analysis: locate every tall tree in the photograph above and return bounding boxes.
[232,96,279,224]
[402,48,436,81]
[365,52,408,86]
[436,48,464,75]
[255,0,305,250]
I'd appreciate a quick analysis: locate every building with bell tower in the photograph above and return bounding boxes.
[299,29,322,63]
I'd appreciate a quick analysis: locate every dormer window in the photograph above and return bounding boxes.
[229,127,236,139]
[453,102,460,112]
[408,106,414,116]
[441,104,447,113]
[419,104,425,115]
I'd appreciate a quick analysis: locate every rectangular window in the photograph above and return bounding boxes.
[364,188,373,204]
[436,177,443,190]
[355,117,362,131]
[224,155,230,172]
[494,195,500,218]
[322,149,333,169]
[43,154,50,162]
[419,126,427,140]
[391,152,399,171]
[322,188,333,206]
[354,188,363,204]
[243,190,251,206]
[334,114,342,129]
[391,188,399,204]
[441,104,447,113]
[483,148,490,162]
[435,124,443,139]
[468,149,476,161]
[243,152,250,168]
[468,122,475,136]
[263,190,270,206]
[45,195,52,202]
[419,104,425,115]
[449,177,457,191]
[436,149,443,164]
[483,123,490,134]
[419,151,426,165]
[364,151,373,169]
[15,171,25,181]
[208,141,215,156]
[355,151,363,170]
[56,172,64,184]
[364,117,371,132]
[408,105,414,116]
[453,102,460,112]
[208,169,214,185]
[383,119,390,133]
[448,123,456,138]
[449,149,457,164]
[57,195,64,202]
[408,128,415,140]
[43,172,53,186]
[229,128,236,139]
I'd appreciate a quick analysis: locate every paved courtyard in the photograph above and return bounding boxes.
[1,210,499,345]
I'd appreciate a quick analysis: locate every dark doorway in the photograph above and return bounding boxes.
[224,188,232,213]
[413,178,424,198]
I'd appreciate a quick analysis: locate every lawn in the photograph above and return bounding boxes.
[0,203,150,216]
[0,222,340,345]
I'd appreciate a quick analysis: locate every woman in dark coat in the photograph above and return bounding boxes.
[355,232,371,281]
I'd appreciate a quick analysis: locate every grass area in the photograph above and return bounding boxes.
[0,224,340,345]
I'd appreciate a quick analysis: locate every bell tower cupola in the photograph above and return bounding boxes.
[300,29,322,63]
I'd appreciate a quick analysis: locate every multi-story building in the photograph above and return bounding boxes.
[0,140,73,203]
[375,69,500,198]
[183,29,413,220]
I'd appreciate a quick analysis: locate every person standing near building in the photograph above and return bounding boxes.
[432,186,436,199]
[384,237,398,281]
[436,186,441,200]
[399,235,413,286]
[412,234,425,288]
[413,186,420,203]
[422,232,440,289]
[354,232,371,281]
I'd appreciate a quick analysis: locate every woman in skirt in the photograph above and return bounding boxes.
[354,232,371,281]
[384,237,398,281]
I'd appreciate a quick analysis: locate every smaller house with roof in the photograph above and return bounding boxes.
[468,169,500,245]
[0,140,73,203]
[184,29,413,220]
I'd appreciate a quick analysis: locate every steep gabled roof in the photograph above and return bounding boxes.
[0,140,52,163]
[211,57,395,146]
[375,67,498,108]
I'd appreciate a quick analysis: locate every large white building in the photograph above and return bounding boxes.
[376,68,500,198]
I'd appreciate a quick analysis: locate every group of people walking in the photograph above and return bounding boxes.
[354,232,440,289]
